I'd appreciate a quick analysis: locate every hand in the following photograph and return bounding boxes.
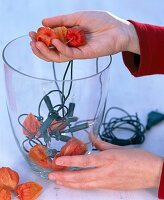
[48,137,163,190]
[29,10,140,62]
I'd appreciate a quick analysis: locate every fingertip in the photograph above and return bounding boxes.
[42,18,48,26]
[29,31,35,35]
[29,32,32,37]
[29,31,37,41]
[52,38,62,45]
[56,181,63,185]
[55,157,64,165]
[30,41,35,47]
[48,173,56,180]
[42,17,54,27]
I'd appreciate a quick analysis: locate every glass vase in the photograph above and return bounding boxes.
[3,35,111,179]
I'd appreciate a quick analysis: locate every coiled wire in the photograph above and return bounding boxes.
[99,107,146,146]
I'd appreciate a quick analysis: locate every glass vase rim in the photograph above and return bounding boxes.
[2,35,112,82]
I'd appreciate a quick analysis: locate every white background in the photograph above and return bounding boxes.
[0,0,164,199]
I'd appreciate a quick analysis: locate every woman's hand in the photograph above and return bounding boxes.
[48,137,163,190]
[29,10,140,62]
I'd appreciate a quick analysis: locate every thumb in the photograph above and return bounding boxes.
[89,132,123,151]
[42,12,80,28]
[51,39,80,59]
[93,138,122,151]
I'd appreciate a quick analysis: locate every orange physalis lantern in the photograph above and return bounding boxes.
[61,137,88,156]
[16,182,43,200]
[66,27,86,47]
[23,113,41,137]
[0,167,19,191]
[28,144,52,169]
[53,26,68,44]
[52,153,68,171]
[51,138,88,171]
[37,27,59,47]
[0,189,11,200]
[36,26,86,47]
[0,180,3,191]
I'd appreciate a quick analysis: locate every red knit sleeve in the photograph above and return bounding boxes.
[159,163,164,199]
[122,20,164,77]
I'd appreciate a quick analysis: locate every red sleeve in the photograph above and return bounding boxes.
[158,163,164,199]
[122,20,164,77]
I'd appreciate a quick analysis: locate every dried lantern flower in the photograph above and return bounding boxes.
[66,27,86,47]
[52,138,88,171]
[36,26,86,47]
[23,113,41,137]
[28,144,52,169]
[0,189,11,200]
[37,27,59,47]
[0,167,19,191]
[16,182,43,200]
[53,26,68,44]
[0,180,3,190]
[60,137,88,156]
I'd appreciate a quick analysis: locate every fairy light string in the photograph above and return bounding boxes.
[18,58,107,154]
[18,60,73,152]
[98,107,146,146]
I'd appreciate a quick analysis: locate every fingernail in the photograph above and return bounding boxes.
[51,39,55,45]
[52,39,57,42]
[56,181,62,185]
[56,158,64,165]
[52,39,59,45]
[48,174,56,180]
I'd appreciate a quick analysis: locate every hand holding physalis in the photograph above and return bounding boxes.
[29,10,140,62]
